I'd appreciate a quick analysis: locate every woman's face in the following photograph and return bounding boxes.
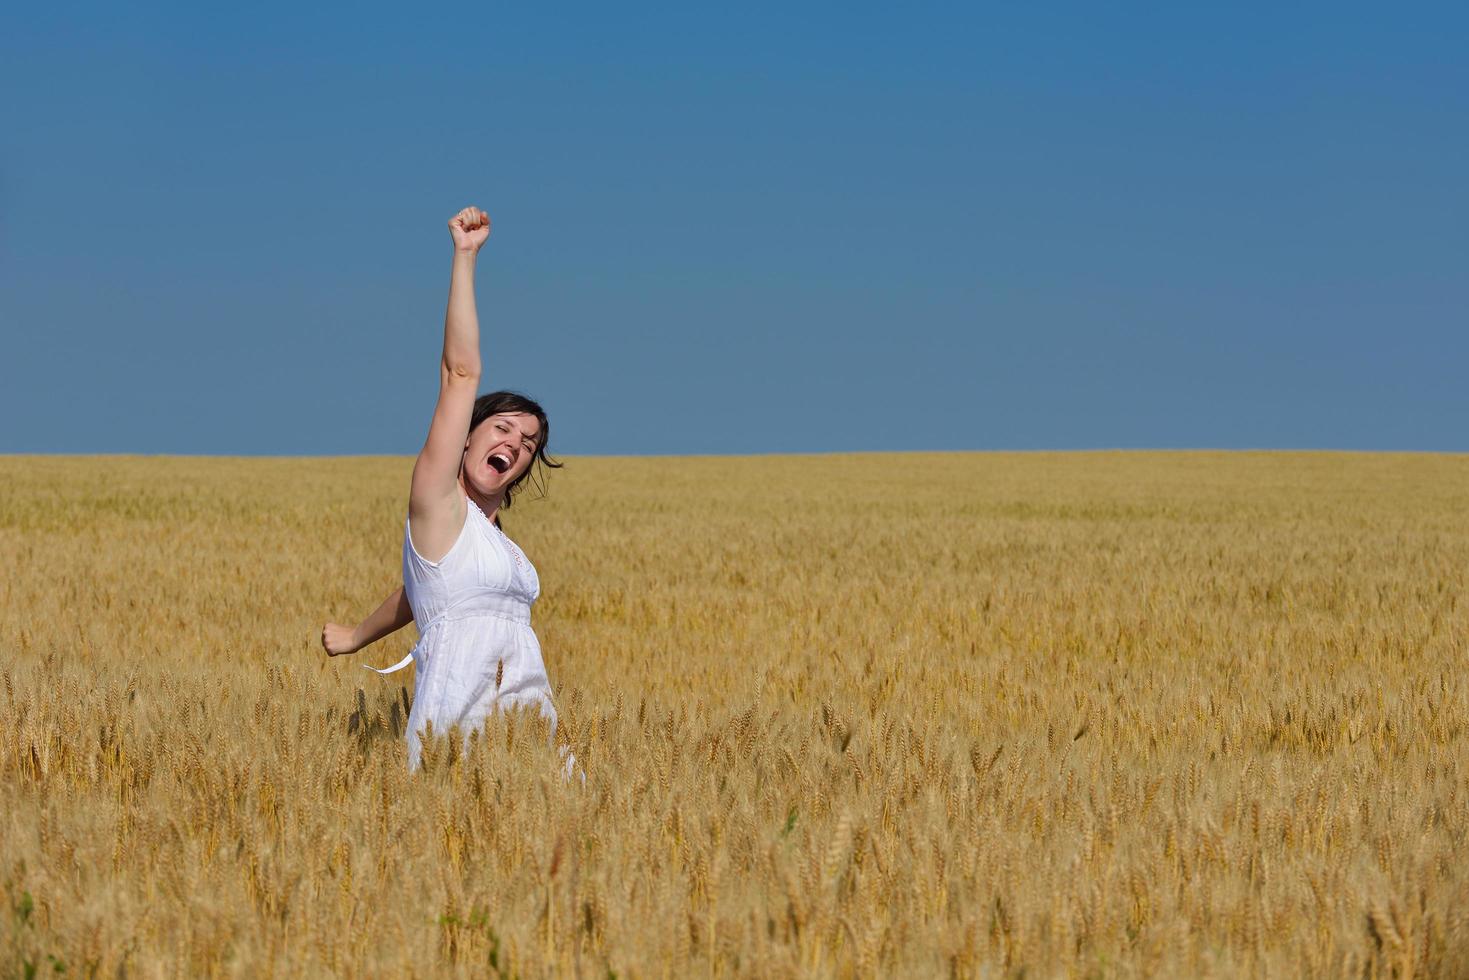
[463,412,542,496]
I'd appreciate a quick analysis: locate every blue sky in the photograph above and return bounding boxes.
[3,2,1465,454]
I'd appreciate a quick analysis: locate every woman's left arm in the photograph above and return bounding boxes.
[322,586,414,656]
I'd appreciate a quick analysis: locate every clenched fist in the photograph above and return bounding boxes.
[449,206,491,253]
[321,622,361,657]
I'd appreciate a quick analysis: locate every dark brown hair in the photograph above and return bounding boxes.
[466,390,562,513]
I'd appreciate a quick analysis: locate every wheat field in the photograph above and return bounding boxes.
[2,452,1467,977]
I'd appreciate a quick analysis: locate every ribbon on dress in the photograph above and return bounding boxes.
[363,648,416,675]
[361,589,532,675]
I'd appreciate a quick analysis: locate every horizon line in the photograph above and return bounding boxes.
[2,447,1466,461]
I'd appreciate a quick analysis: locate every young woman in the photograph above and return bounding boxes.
[321,207,567,771]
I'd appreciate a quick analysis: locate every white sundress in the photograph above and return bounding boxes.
[366,495,560,770]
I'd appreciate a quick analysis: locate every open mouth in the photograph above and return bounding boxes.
[488,452,512,473]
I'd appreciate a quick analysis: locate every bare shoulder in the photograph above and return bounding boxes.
[407,483,468,564]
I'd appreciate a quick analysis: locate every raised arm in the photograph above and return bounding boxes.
[407,206,491,562]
